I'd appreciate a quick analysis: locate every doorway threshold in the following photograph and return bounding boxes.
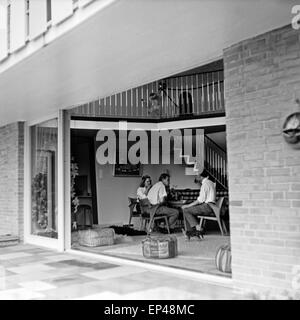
[67,248,233,288]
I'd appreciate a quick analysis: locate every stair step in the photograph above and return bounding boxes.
[0,235,20,247]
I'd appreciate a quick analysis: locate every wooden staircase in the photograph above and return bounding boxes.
[182,134,228,196]
[204,135,228,196]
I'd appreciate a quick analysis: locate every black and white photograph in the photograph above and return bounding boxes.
[0,0,300,305]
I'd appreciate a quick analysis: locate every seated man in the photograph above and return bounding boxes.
[181,169,216,240]
[147,173,179,233]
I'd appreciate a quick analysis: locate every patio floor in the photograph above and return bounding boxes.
[0,243,239,300]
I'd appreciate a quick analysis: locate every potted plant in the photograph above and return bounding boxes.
[31,172,48,233]
[71,157,80,230]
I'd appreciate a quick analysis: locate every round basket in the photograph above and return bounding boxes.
[78,228,115,247]
[282,112,300,144]
[215,244,232,274]
[142,235,178,259]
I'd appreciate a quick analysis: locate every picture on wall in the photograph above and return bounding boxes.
[113,163,142,177]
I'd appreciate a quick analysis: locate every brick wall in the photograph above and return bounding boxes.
[0,122,24,239]
[224,24,300,294]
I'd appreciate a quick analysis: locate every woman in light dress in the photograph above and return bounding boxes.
[136,175,152,200]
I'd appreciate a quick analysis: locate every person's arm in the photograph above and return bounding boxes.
[182,184,208,209]
[158,184,167,204]
[182,199,200,209]
[137,187,147,200]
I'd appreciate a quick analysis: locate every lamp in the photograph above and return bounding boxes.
[282,99,300,147]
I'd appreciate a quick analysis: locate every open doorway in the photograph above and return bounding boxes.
[70,124,230,278]
[71,130,98,229]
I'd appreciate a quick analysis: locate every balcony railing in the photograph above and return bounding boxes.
[71,70,225,119]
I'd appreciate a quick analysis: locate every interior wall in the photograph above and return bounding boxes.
[95,162,197,226]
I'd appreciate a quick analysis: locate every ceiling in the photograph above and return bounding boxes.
[0,0,297,126]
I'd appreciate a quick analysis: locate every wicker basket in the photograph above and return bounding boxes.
[142,235,178,259]
[78,228,115,247]
[215,244,232,273]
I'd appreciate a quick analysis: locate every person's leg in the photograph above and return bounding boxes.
[182,203,214,239]
[156,206,179,229]
[183,205,202,231]
[195,203,214,231]
[198,203,215,216]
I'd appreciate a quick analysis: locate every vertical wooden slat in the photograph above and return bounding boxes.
[116,94,120,117]
[135,87,138,117]
[109,95,116,116]
[141,85,144,117]
[191,75,194,114]
[201,74,204,113]
[146,84,149,118]
[170,78,173,117]
[196,74,199,115]
[176,77,179,117]
[29,0,47,40]
[125,90,128,117]
[180,76,183,115]
[217,71,221,110]
[108,95,111,116]
[206,72,210,112]
[212,72,215,111]
[131,88,133,117]
[120,91,124,116]
[185,76,188,115]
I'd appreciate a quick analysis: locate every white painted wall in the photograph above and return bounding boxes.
[95,162,197,225]
[29,0,47,40]
[10,0,26,52]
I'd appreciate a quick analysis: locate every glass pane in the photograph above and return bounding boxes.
[31,119,58,239]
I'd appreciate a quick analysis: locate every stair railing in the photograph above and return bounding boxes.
[204,135,228,190]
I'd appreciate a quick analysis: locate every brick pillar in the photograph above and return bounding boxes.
[0,122,24,240]
[224,24,300,294]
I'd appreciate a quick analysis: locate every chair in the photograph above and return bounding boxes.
[128,197,142,229]
[197,197,228,236]
[76,204,93,229]
[139,199,170,234]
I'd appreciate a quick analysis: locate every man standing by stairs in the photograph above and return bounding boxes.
[181,169,216,240]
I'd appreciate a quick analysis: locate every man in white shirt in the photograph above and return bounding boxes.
[147,173,179,232]
[182,169,216,239]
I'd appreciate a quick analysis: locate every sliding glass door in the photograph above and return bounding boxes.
[30,119,58,239]
[25,111,71,251]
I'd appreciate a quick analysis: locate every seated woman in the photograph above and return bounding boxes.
[137,175,152,200]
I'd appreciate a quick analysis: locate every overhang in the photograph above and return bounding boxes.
[0,0,297,126]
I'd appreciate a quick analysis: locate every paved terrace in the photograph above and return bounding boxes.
[0,244,239,300]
